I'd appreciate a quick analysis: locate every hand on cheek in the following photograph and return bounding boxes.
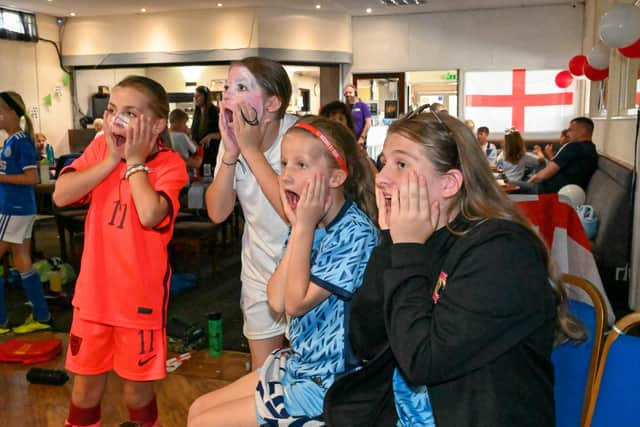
[124,114,155,164]
[389,173,438,244]
[219,101,240,158]
[295,174,331,229]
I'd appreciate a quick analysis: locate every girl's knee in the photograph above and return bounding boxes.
[188,394,208,421]
[123,381,155,409]
[71,381,104,408]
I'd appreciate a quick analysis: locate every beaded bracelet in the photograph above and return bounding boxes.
[125,163,150,180]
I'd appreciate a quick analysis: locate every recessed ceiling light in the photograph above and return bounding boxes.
[315,4,321,9]
[47,0,53,2]
[140,7,146,12]
[70,12,76,16]
[366,7,372,13]
[217,2,223,6]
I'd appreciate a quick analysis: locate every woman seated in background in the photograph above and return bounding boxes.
[323,108,585,427]
[497,128,543,182]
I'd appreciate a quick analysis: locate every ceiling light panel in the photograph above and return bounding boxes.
[379,0,428,5]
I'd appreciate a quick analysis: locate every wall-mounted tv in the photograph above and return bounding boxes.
[384,100,398,119]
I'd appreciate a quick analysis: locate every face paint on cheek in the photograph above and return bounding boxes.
[247,94,264,120]
[111,113,130,129]
[240,102,260,126]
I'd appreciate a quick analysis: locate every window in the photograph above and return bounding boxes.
[0,8,38,42]
[619,57,639,115]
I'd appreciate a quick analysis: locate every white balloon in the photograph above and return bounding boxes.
[599,4,640,48]
[587,43,610,70]
[558,184,586,209]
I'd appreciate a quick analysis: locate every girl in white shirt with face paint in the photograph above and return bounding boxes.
[205,57,295,370]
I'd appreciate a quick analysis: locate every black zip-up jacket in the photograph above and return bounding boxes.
[325,216,556,427]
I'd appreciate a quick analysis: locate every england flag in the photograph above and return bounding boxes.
[510,193,615,325]
[464,69,578,135]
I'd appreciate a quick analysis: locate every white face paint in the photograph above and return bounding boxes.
[111,113,130,129]
[222,65,265,125]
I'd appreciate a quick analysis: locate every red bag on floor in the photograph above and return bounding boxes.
[0,338,62,364]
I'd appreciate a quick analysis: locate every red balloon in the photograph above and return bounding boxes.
[568,55,587,76]
[555,70,574,88]
[618,38,640,58]
[583,63,609,81]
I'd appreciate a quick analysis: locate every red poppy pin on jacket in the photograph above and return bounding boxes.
[432,271,448,304]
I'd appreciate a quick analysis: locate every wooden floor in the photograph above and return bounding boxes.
[0,331,251,426]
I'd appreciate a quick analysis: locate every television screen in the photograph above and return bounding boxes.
[367,101,378,116]
[91,95,109,119]
[384,100,398,119]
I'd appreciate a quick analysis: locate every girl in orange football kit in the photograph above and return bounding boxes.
[53,76,187,427]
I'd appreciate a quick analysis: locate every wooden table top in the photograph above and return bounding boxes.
[500,183,520,193]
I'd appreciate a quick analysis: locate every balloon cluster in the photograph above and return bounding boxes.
[555,4,640,88]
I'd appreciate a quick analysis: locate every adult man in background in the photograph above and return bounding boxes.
[344,84,372,147]
[527,117,598,193]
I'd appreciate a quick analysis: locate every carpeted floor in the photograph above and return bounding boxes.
[2,216,249,353]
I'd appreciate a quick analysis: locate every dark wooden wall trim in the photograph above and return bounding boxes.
[353,72,406,115]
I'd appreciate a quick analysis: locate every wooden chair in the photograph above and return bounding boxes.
[583,312,640,427]
[552,274,607,427]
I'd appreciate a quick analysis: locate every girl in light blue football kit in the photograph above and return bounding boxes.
[188,116,378,427]
[0,91,51,335]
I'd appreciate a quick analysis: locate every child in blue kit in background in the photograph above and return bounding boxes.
[0,91,51,335]
[188,116,378,427]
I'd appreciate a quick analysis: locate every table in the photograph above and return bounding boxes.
[501,183,520,193]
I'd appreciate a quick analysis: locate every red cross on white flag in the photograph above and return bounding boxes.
[464,69,577,134]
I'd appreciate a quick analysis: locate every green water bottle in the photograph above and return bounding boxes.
[208,312,223,356]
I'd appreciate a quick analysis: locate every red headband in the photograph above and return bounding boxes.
[294,122,349,173]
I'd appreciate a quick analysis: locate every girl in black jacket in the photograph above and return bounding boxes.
[324,106,584,427]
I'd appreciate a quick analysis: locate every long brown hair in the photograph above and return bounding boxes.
[387,111,585,344]
[0,91,35,141]
[236,57,292,119]
[114,76,170,147]
[286,115,377,222]
[194,85,213,140]
[503,130,525,163]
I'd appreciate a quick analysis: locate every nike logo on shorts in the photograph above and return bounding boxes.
[137,354,157,366]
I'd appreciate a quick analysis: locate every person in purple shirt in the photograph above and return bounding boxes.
[343,84,372,148]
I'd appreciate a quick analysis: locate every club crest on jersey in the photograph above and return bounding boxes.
[432,271,448,304]
[69,334,82,356]
[3,146,11,157]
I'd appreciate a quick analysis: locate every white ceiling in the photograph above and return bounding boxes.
[2,0,581,18]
